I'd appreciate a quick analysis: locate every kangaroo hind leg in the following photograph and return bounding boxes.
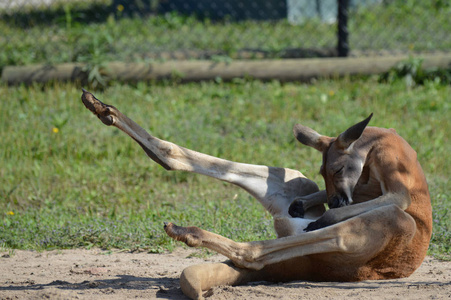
[81,89,322,220]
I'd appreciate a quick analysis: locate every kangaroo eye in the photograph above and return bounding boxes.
[334,166,344,175]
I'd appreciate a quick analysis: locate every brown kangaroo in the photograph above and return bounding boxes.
[81,89,432,300]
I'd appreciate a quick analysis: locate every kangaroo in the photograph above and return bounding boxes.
[81,89,432,300]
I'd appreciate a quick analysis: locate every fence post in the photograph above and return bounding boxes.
[337,0,350,57]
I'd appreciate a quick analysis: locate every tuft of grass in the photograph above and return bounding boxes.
[379,57,451,87]
[0,78,449,259]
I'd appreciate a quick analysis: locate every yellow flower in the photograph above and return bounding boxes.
[328,90,335,97]
[52,127,59,133]
[7,211,14,216]
[117,4,124,12]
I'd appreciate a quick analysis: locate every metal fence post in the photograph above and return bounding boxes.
[337,0,350,57]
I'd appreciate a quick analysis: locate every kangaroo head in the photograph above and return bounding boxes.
[293,114,373,209]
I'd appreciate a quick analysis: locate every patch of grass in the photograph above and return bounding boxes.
[0,2,450,70]
[379,57,451,87]
[0,11,334,70]
[0,78,450,259]
[350,1,451,52]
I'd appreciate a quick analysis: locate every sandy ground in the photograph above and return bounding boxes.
[0,248,450,300]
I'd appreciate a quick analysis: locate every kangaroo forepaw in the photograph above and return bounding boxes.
[304,220,323,232]
[164,222,204,247]
[81,89,115,126]
[288,199,306,218]
[304,212,335,232]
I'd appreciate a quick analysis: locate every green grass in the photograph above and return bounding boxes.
[0,1,450,70]
[349,1,451,52]
[0,77,450,259]
[0,10,335,69]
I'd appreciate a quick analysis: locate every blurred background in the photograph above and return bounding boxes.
[1,0,450,69]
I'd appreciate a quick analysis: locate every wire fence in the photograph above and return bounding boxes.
[0,0,450,67]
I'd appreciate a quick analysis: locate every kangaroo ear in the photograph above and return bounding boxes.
[336,113,373,150]
[293,124,333,152]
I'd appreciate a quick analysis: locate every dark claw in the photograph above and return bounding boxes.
[304,218,332,232]
[288,199,305,218]
[329,196,350,209]
[81,89,114,126]
[304,221,321,232]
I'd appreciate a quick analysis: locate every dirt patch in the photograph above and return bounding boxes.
[0,248,450,299]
